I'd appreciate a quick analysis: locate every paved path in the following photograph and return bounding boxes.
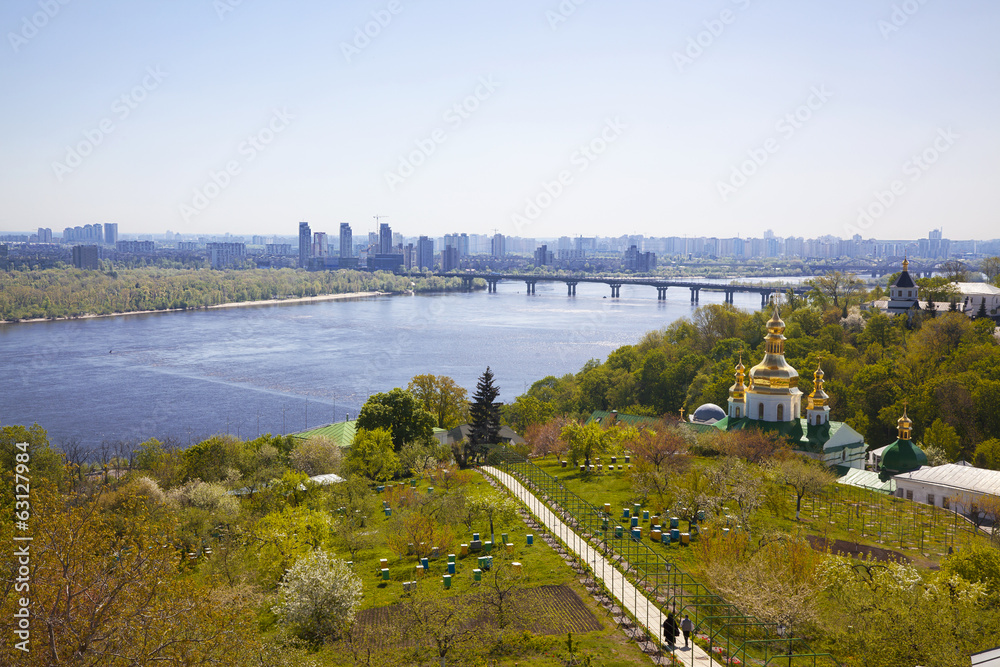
[483,466,720,667]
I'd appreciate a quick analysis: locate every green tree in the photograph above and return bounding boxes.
[924,418,962,462]
[407,374,469,429]
[808,271,866,308]
[345,428,400,482]
[357,388,435,450]
[502,394,553,434]
[467,488,520,545]
[973,438,1000,470]
[468,367,501,462]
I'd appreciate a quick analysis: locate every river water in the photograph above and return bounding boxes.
[0,279,789,452]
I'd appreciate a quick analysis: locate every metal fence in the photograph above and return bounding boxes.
[485,446,840,667]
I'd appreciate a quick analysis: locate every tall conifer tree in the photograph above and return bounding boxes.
[468,367,501,462]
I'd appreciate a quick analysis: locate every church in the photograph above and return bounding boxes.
[701,305,868,469]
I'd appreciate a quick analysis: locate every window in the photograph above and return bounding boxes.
[906,490,913,501]
[908,290,912,297]
[942,497,950,510]
[758,403,764,420]
[777,404,784,421]
[842,450,846,461]
[927,494,935,506]
[897,489,904,498]
[735,407,741,418]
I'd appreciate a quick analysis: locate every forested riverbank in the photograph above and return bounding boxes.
[0,267,468,321]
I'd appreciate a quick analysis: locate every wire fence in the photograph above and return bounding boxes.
[485,447,841,667]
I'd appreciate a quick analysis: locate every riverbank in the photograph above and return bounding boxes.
[0,290,389,325]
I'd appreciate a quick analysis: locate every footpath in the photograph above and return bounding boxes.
[483,466,721,667]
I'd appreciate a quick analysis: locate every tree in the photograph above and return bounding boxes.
[407,374,469,429]
[357,388,435,451]
[981,256,1000,284]
[560,420,614,468]
[467,488,520,545]
[819,555,997,667]
[468,367,501,462]
[924,418,962,462]
[781,457,835,520]
[940,542,1000,600]
[808,271,866,308]
[289,435,343,476]
[708,457,766,530]
[525,417,569,460]
[627,420,690,473]
[401,591,479,667]
[942,259,969,282]
[973,438,1000,470]
[502,394,554,434]
[273,550,362,641]
[345,428,400,482]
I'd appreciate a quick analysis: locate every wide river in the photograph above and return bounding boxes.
[0,279,793,453]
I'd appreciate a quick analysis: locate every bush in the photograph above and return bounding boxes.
[289,437,342,476]
[273,551,362,641]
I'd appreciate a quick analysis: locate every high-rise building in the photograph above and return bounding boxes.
[103,223,118,245]
[298,222,311,268]
[339,223,353,258]
[313,232,328,257]
[442,245,459,272]
[491,233,505,258]
[417,236,435,270]
[534,244,553,267]
[207,242,246,269]
[379,223,392,254]
[36,227,52,243]
[72,245,99,270]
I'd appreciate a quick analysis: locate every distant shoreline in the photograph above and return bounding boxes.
[0,290,389,325]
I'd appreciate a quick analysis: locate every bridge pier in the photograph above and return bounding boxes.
[566,281,578,296]
[487,279,499,293]
[609,283,622,298]
[525,280,536,295]
[656,286,668,301]
[690,287,699,304]
[461,276,474,291]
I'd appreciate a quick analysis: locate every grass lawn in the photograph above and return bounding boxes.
[300,470,662,666]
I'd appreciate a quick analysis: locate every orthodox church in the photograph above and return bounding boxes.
[707,306,868,469]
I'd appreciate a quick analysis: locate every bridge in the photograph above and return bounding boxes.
[431,272,810,307]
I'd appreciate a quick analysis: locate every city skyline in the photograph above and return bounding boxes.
[2,1,998,240]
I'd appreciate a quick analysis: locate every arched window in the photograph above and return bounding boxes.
[758,403,764,420]
[777,404,784,421]
[735,407,741,418]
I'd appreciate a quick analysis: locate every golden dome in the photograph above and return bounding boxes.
[897,404,913,440]
[729,356,746,400]
[748,307,801,395]
[808,361,829,408]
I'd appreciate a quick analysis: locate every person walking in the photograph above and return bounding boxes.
[680,614,693,648]
[663,611,679,650]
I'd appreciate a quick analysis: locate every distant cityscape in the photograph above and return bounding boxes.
[2,221,998,273]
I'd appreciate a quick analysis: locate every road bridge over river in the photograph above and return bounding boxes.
[430,272,809,307]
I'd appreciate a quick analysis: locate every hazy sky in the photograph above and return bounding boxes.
[2,0,998,241]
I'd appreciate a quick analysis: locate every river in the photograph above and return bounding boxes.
[0,278,800,453]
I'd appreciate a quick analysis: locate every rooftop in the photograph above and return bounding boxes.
[895,462,1000,497]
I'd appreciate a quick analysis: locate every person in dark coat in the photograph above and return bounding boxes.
[662,611,679,648]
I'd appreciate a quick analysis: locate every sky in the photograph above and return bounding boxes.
[1,0,998,241]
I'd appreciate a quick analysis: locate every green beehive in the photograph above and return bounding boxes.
[473,568,482,581]
[443,575,451,589]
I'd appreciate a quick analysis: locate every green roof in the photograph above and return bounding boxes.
[586,411,659,428]
[291,420,358,448]
[292,422,447,449]
[878,438,927,475]
[700,416,849,453]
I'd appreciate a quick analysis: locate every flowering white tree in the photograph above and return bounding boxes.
[273,551,362,640]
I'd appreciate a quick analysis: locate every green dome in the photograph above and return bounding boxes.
[878,438,928,475]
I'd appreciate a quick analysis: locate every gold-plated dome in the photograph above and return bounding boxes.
[729,355,746,400]
[748,307,801,395]
[897,403,913,440]
[807,360,829,408]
